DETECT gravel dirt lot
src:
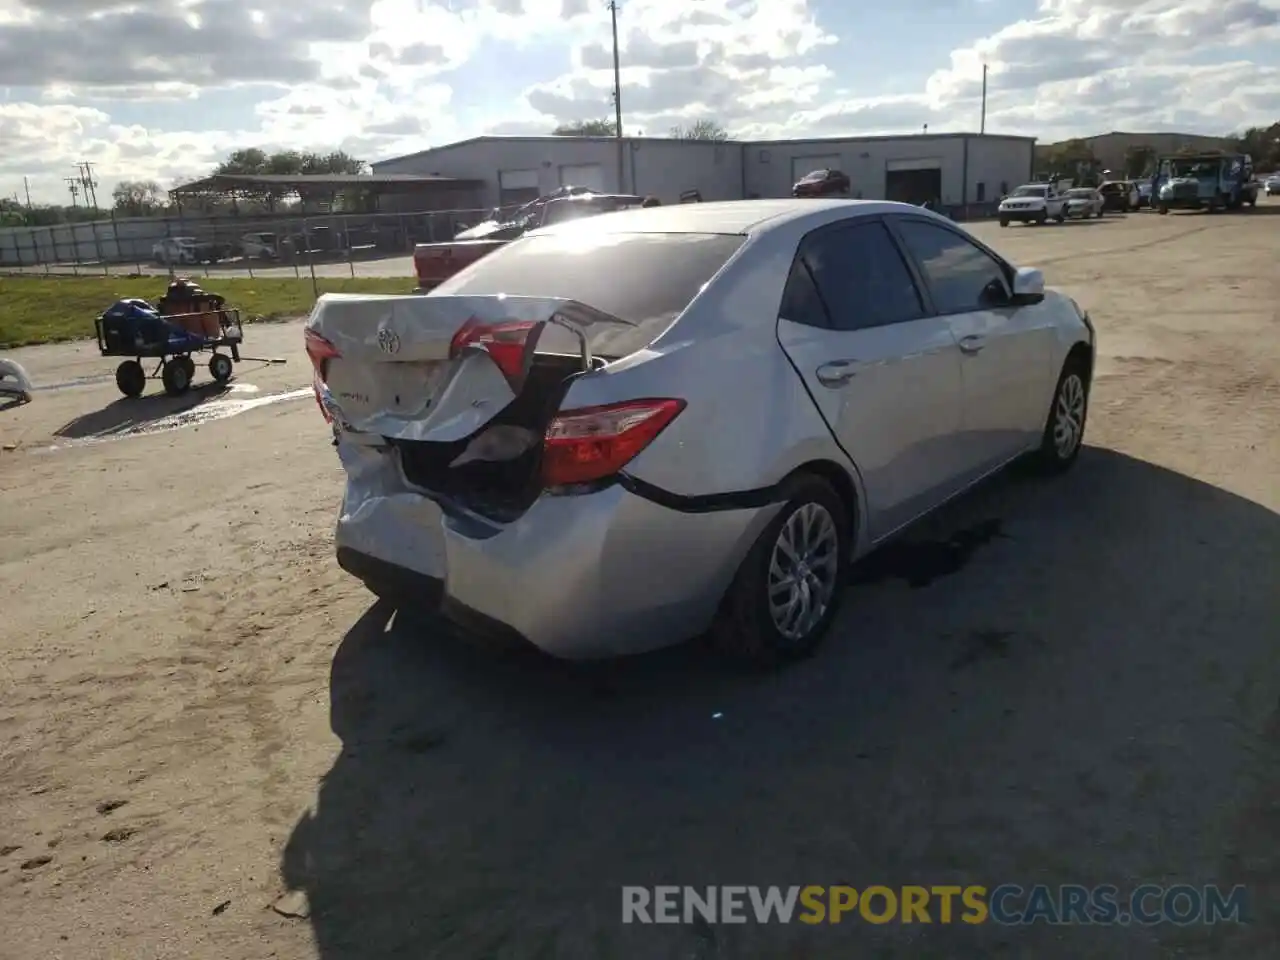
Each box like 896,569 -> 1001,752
2,205 -> 1278,960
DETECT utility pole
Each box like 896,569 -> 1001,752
608,0 -> 624,192
64,177 -> 80,208
77,161 -> 100,211
979,63 -> 988,135
23,176 -> 33,212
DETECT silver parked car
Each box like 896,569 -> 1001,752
306,199 -> 1095,665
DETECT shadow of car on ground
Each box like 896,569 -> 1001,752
281,447 -> 1280,960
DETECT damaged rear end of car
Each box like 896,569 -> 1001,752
307,225 -> 773,659
307,292 -> 667,523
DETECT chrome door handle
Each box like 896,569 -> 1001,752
958,335 -> 986,355
816,360 -> 859,387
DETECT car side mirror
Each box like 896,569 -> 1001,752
1011,266 -> 1045,305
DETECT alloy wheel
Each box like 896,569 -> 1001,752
767,502 -> 839,641
1053,373 -> 1086,459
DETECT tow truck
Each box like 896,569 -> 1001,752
1154,153 -> 1258,213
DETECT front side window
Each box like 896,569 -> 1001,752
893,219 -> 1010,314
796,220 -> 925,331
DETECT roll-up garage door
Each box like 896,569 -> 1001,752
558,163 -> 606,192
884,157 -> 943,205
499,168 -> 540,207
791,154 -> 841,185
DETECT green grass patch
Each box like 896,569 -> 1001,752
0,275 -> 410,348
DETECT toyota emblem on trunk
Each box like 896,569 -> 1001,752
377,329 -> 401,354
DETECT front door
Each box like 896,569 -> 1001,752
775,218 -> 966,541
888,216 -> 1054,477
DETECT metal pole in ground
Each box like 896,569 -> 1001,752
288,216 -> 300,279
92,218 -> 108,275
303,215 -> 318,299
344,213 -> 355,278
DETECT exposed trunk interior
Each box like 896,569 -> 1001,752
393,353 -> 596,521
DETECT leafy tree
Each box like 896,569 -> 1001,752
669,120 -> 729,141
111,179 -> 166,216
1229,122 -> 1280,168
552,119 -> 618,136
212,148 -> 366,177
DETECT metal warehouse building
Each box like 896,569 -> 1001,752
371,132 -> 1036,212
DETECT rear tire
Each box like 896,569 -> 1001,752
115,360 -> 145,398
1030,355 -> 1090,475
999,218 -> 1009,227
711,475 -> 850,668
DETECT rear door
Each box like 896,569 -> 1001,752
889,215 -> 1054,476
775,218 -> 966,541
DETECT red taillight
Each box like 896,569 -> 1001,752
541,399 -> 685,487
449,319 -> 539,384
304,329 -> 341,423
305,329 -> 341,378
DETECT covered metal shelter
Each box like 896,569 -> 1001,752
168,172 -> 485,212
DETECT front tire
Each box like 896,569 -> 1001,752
161,358 -> 192,396
712,475 -> 850,667
1030,356 -> 1090,474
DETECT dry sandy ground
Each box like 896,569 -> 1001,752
1,205 -> 1278,960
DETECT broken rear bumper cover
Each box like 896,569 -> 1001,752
332,444 -> 780,660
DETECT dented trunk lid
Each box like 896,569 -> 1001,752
306,293 -> 634,442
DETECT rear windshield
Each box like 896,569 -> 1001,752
432,231 -> 746,358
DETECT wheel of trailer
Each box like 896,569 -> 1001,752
115,360 -> 145,399
161,358 -> 191,396
209,353 -> 233,384
179,355 -> 196,383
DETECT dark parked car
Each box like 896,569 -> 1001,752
792,168 -> 851,197
1098,180 -> 1138,212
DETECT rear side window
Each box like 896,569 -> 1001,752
893,219 -> 1010,314
794,220 -> 925,331
434,231 -> 745,358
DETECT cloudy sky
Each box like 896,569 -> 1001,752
1,0 -> 1277,204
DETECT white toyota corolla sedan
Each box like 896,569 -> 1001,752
307,199 -> 1095,666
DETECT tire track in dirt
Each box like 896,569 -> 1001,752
1033,220 -> 1229,267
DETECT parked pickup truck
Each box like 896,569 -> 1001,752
413,190 -> 646,291
998,183 -> 1068,226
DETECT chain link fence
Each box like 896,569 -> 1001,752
0,207 -> 505,283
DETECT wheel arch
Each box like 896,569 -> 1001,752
1065,339 -> 1094,387
778,458 -> 862,552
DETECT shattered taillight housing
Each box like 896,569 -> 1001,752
304,329 -> 341,423
448,318 -> 540,387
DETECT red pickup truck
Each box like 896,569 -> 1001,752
413,190 -> 646,291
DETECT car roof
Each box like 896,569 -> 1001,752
530,198 -> 940,237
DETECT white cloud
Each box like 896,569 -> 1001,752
1,0 -> 1277,204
